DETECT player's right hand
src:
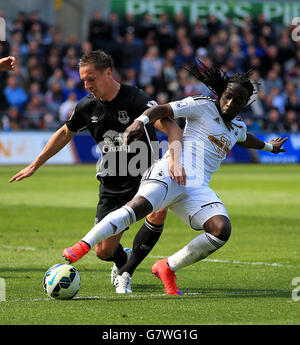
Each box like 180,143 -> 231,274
0,56 -> 15,71
9,165 -> 36,182
123,120 -> 145,146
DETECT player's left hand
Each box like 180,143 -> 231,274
269,137 -> 288,154
123,120 -> 145,145
169,160 -> 186,185
0,56 -> 15,72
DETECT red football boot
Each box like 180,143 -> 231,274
62,241 -> 90,263
152,258 -> 182,295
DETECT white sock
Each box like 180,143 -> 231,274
167,232 -> 226,271
81,205 -> 136,247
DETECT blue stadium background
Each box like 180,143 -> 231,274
0,0 -> 300,164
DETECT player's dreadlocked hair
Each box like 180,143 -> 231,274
185,59 -> 256,128
185,59 -> 255,100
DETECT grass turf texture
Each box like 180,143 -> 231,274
0,164 -> 299,325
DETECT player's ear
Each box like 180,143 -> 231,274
104,67 -> 112,77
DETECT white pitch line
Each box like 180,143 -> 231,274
1,245 -> 37,251
149,256 -> 300,269
6,289 -> 291,303
1,245 -> 299,269
203,258 -> 299,269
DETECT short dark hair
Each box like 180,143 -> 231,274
79,50 -> 113,72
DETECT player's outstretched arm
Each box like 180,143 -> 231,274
9,124 -> 76,182
237,133 -> 288,154
0,56 -> 15,71
124,104 -> 173,145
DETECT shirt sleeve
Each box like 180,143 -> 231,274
65,100 -> 87,133
169,97 -> 204,120
132,88 -> 158,117
237,125 -> 247,142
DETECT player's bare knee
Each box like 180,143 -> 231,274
204,215 -> 231,241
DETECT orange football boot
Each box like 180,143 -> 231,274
63,241 -> 90,263
152,258 -> 182,295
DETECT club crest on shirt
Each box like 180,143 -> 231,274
118,110 -> 130,124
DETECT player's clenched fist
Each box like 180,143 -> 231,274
123,120 -> 145,145
0,56 -> 15,71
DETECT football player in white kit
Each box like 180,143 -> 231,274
63,61 -> 287,295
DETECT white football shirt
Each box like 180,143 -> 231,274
169,96 -> 247,186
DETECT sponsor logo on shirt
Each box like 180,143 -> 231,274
101,130 -> 130,153
208,135 -> 231,158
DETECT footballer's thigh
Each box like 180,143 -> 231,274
134,180 -> 170,215
170,184 -> 231,240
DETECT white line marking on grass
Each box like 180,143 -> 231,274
204,258 -> 299,269
1,246 -> 299,269
149,256 -> 299,269
1,245 -> 37,251
73,290 -> 291,300
8,289 -> 291,303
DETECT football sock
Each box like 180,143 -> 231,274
167,232 -> 226,271
119,219 -> 164,276
113,244 -> 129,269
81,205 -> 136,248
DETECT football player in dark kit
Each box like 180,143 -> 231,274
10,50 -> 184,293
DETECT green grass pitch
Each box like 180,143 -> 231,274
0,164 -> 299,325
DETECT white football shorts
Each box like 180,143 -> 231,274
135,156 -> 229,230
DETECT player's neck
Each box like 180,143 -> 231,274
100,80 -> 120,102
215,100 -> 222,117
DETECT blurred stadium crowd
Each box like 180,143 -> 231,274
0,10 -> 300,132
